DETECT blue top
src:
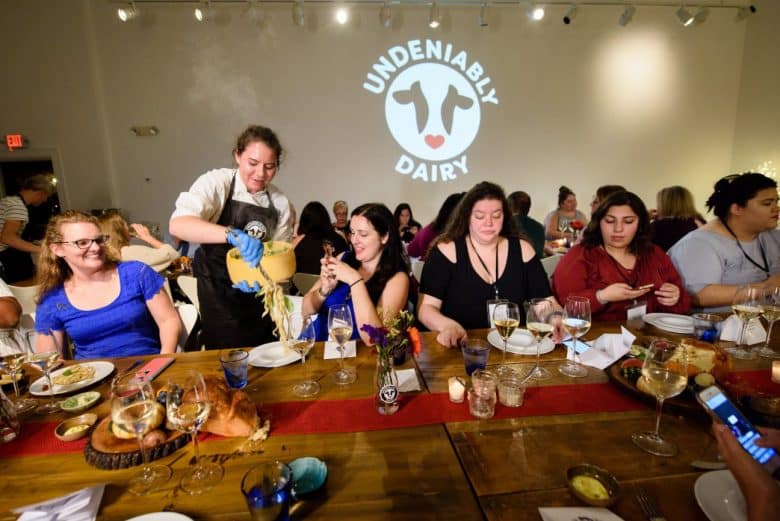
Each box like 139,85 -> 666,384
314,282 -> 359,342
36,261 -> 165,360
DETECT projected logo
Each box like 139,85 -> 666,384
364,40 -> 499,182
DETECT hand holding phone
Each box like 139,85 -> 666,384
636,283 -> 654,291
322,240 -> 336,280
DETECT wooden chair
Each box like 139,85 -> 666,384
177,275 -> 200,314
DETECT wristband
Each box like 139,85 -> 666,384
350,278 -> 363,288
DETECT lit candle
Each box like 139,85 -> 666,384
772,361 -> 780,384
448,376 -> 466,403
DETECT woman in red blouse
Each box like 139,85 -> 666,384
552,191 -> 690,321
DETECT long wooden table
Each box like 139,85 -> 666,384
0,321 -> 773,520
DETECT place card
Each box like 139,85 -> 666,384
14,484 -> 105,521
578,326 -> 635,370
323,340 -> 357,359
720,315 -> 767,344
396,368 -> 421,392
539,506 -> 626,521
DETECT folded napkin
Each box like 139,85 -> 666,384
578,326 -> 636,370
14,484 -> 105,521
396,368 -> 421,392
539,507 -> 625,521
720,315 -> 767,344
323,340 -> 357,359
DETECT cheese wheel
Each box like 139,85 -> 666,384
225,242 -> 295,288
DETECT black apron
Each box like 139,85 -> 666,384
0,196 -> 35,283
193,173 -> 280,349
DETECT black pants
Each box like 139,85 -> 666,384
0,248 -> 34,283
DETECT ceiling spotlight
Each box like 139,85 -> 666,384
194,1 -> 215,22
117,2 -> 139,22
526,4 -> 545,22
735,5 -> 757,22
676,6 -> 695,27
479,2 -> 488,27
379,1 -> 392,28
292,0 -> 305,26
692,7 -> 710,25
429,1 -> 442,29
245,0 -> 264,25
562,4 -> 577,25
335,6 -> 349,24
618,5 -> 635,26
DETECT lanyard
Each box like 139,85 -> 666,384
722,221 -> 769,274
468,235 -> 500,298
603,247 -> 639,287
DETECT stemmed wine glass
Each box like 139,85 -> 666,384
523,299 -> 553,380
0,330 -> 37,414
28,349 -> 61,414
631,339 -> 688,456
492,302 -> 520,377
328,304 -> 356,385
111,372 -> 172,495
287,312 -> 319,397
558,296 -> 590,378
730,284 -> 764,360
166,369 -> 223,495
757,286 -> 780,359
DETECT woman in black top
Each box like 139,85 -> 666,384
394,203 -> 422,243
294,201 -> 348,274
418,181 -> 557,348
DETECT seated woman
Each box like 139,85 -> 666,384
407,192 -> 465,260
552,191 -> 690,321
294,201 -> 348,274
394,203 -> 422,243
418,181 -> 555,348
99,212 -> 179,272
670,173 -> 780,312
35,211 -> 180,359
545,185 -> 588,241
302,203 -> 409,343
650,185 -> 705,251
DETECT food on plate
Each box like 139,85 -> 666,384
693,372 -> 716,390
620,359 -> 643,384
194,375 -> 259,437
678,338 -> 730,378
109,401 -> 166,439
64,424 -> 90,437
570,475 -> 609,501
53,364 -> 96,386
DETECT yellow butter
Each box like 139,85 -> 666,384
571,475 -> 609,500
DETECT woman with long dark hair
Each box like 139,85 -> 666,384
394,203 -> 422,243
407,192 -> 465,259
293,201 -> 347,274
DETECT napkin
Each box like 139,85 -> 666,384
396,368 -> 421,392
539,507 -> 625,521
578,326 -> 636,370
14,484 -> 105,521
720,315 -> 767,344
323,340 -> 357,359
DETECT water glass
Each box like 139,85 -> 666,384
468,369 -> 497,419
692,313 -> 723,343
242,461 -> 293,521
497,375 -> 525,407
219,350 -> 249,389
460,339 -> 490,376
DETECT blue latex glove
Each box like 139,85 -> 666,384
232,280 -> 262,294
226,228 -> 264,268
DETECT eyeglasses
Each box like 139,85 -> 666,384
56,235 -> 109,250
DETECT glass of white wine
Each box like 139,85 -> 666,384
28,350 -> 61,415
757,286 -> 780,359
492,302 -> 520,378
631,339 -> 688,456
111,372 -> 171,495
524,299 -> 554,381
287,312 -> 319,397
328,304 -> 356,385
558,296 -> 590,378
730,284 -> 764,360
0,331 -> 37,414
165,369 -> 223,495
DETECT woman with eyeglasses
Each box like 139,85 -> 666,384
669,173 -> 780,312
33,211 -> 179,359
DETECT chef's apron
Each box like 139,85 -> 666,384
193,173 -> 280,349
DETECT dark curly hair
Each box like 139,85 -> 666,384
705,172 -> 777,221
581,191 -> 652,255
558,185 -> 575,207
436,181 -> 517,245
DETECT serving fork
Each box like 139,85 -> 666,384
635,485 -> 667,521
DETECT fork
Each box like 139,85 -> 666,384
635,485 -> 667,521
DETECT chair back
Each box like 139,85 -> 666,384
8,284 -> 39,315
175,303 -> 199,352
292,272 -> 319,295
541,254 -> 563,280
177,275 -> 200,313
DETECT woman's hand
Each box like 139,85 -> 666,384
130,223 -> 153,241
756,427 -> 780,450
655,282 -> 681,307
596,283 -> 652,303
436,322 -> 467,349
324,255 -> 361,285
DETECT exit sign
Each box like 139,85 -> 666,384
5,134 -> 26,151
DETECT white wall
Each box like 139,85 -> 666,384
0,0 -> 764,231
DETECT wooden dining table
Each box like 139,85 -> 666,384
0,320 -> 774,520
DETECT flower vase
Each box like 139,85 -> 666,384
374,355 -> 400,415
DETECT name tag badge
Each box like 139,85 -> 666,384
486,299 -> 509,328
627,300 -> 647,321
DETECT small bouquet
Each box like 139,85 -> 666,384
360,309 -> 422,364
569,220 -> 584,231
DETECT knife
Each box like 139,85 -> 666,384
117,359 -> 145,378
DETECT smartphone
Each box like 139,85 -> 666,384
322,240 -> 335,259
136,357 -> 175,383
697,385 -> 780,473
636,283 -> 654,291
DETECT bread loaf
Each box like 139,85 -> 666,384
194,375 -> 259,437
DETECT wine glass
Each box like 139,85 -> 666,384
165,369 -> 223,494
730,284 -> 764,360
287,312 -> 319,397
492,302 -> 520,377
757,287 -> 780,359
558,296 -> 590,378
631,339 -> 688,456
111,372 -> 172,495
0,330 -> 37,414
328,304 -> 356,385
28,350 -> 61,414
523,299 -> 553,380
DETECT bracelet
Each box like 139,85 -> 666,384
225,225 -> 235,243
595,290 -> 607,305
318,286 -> 333,298
350,278 -> 364,288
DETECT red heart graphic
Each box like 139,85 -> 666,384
424,135 -> 445,149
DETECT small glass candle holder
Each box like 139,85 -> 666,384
448,376 -> 466,403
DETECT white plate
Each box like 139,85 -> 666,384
248,341 -> 301,368
644,313 -> 694,334
694,470 -> 746,521
126,513 -> 194,521
29,361 -> 115,396
486,329 -> 555,356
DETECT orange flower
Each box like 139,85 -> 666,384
408,327 -> 422,357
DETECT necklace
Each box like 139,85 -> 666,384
721,220 -> 769,273
468,235 -> 500,298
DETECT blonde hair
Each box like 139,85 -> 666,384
98,212 -> 131,259
656,186 -> 698,219
37,211 -> 119,301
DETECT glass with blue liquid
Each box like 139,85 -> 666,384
460,339 -> 490,376
692,313 -> 723,343
220,350 -> 249,389
242,461 -> 293,521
